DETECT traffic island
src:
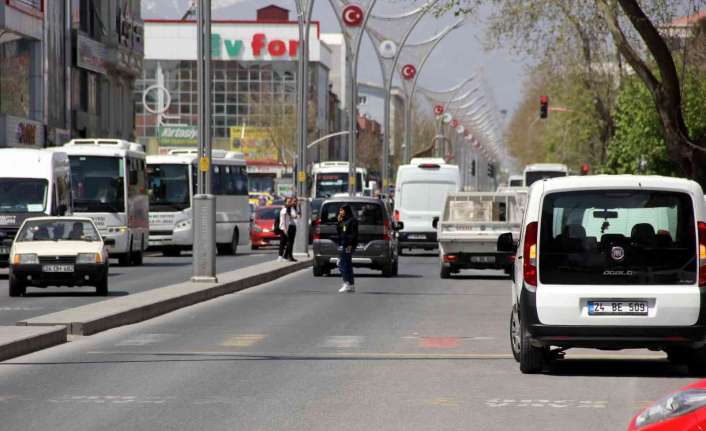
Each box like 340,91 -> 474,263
0,326 -> 67,362
17,258 -> 311,336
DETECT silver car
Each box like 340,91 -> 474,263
312,197 -> 402,277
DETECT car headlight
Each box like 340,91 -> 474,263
252,225 -> 263,233
77,253 -> 101,264
635,389 -> 706,429
175,219 -> 192,230
14,254 -> 38,265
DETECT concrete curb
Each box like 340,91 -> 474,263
18,258 -> 311,336
0,326 -> 67,362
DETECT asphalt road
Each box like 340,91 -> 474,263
0,254 -> 698,430
0,248 -> 277,325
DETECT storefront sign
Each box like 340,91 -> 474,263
0,114 -> 44,147
76,33 -> 110,75
158,125 -> 198,146
145,22 -> 320,62
229,127 -> 279,162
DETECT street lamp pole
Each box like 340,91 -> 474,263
192,0 -> 217,282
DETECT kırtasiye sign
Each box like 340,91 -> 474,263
145,21 -> 321,62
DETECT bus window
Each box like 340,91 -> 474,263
235,166 -> 248,195
212,166 -> 223,195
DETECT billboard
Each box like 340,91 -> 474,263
229,127 -> 279,163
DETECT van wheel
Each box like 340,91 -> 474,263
220,230 -> 239,256
510,305 -> 521,362
8,273 -> 25,297
440,266 -> 451,279
687,347 -> 706,376
119,238 -> 133,266
131,249 -> 143,265
519,315 -> 545,374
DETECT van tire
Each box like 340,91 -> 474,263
519,315 -> 544,374
131,249 -> 143,266
510,305 -> 521,362
219,230 -> 239,256
8,274 -> 25,297
119,238 -> 133,266
440,266 -> 451,279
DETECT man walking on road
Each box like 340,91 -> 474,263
337,204 -> 358,293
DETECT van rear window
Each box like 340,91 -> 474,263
539,190 -> 696,285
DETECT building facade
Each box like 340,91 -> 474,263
0,0 -> 143,148
135,6 -> 337,194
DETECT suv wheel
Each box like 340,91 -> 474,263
519,314 -> 545,374
510,305 -> 521,362
440,265 -> 451,279
8,273 -> 25,297
688,346 -> 706,376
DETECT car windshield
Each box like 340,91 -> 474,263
539,190 -> 696,285
70,156 -> 125,213
147,164 -> 190,211
525,170 -> 567,187
256,207 -> 281,220
0,178 -> 48,213
17,219 -> 100,242
320,202 -> 384,225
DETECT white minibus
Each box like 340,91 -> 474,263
312,161 -> 367,198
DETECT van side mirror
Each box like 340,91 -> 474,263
432,216 -> 439,229
103,238 -> 116,247
497,232 -> 516,253
394,221 -> 404,231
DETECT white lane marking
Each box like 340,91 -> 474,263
48,395 -> 176,404
485,399 -> 608,409
115,333 -> 174,347
320,336 -> 364,349
0,307 -> 44,311
220,334 -> 266,347
400,335 -> 494,341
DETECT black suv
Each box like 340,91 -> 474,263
312,197 -> 402,277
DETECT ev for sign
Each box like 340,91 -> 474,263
212,33 -> 299,59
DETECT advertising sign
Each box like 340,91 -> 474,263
76,33 -> 110,75
158,125 -> 198,146
229,127 -> 279,163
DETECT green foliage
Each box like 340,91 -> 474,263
605,70 -> 706,175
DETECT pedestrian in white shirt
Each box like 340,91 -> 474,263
277,198 -> 291,262
284,197 -> 298,261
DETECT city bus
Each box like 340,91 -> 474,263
0,149 -> 72,267
146,149 -> 250,256
523,163 -> 569,187
59,139 -> 149,266
311,161 -> 367,198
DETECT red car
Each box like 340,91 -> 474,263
628,379 -> 706,430
250,205 -> 283,249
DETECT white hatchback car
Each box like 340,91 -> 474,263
497,175 -> 706,374
9,217 -> 114,297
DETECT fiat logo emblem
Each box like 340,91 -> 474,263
611,246 -> 625,261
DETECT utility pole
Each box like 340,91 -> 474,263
192,0 -> 217,283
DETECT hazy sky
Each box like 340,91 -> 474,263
142,0 -> 528,123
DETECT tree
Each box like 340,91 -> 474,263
595,0 -> 706,183
244,94 -> 297,165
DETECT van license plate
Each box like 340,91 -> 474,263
471,256 -> 495,263
408,234 -> 426,240
42,265 -> 74,273
588,301 -> 648,316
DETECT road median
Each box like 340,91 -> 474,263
17,258 -> 311,336
0,326 -> 67,362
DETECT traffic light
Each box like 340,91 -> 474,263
540,95 -> 549,119
487,163 -> 495,178
470,160 -> 476,176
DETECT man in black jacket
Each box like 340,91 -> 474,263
336,203 -> 358,293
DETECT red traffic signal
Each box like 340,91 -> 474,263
540,95 -> 549,119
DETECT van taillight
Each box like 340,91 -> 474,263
523,221 -> 538,287
383,219 -> 391,241
698,222 -> 706,285
394,210 -> 400,222
313,218 -> 321,241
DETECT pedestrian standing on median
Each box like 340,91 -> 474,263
337,203 -> 358,293
284,197 -> 298,262
277,198 -> 291,262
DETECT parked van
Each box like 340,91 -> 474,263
394,158 -> 460,253
499,175 -> 706,374
0,149 -> 72,267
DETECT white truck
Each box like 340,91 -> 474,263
434,191 -> 527,279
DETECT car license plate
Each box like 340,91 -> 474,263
588,301 -> 648,316
471,255 -> 495,263
42,264 -> 74,273
0,247 -> 9,254
408,234 -> 426,240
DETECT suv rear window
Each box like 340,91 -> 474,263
320,202 -> 384,225
539,190 -> 696,285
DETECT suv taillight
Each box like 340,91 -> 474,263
523,221 -> 538,287
383,219 -> 391,241
312,218 -> 321,241
394,210 -> 400,222
698,221 -> 706,286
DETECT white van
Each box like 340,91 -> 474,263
0,149 -> 72,267
500,175 -> 706,374
394,158 -> 460,253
